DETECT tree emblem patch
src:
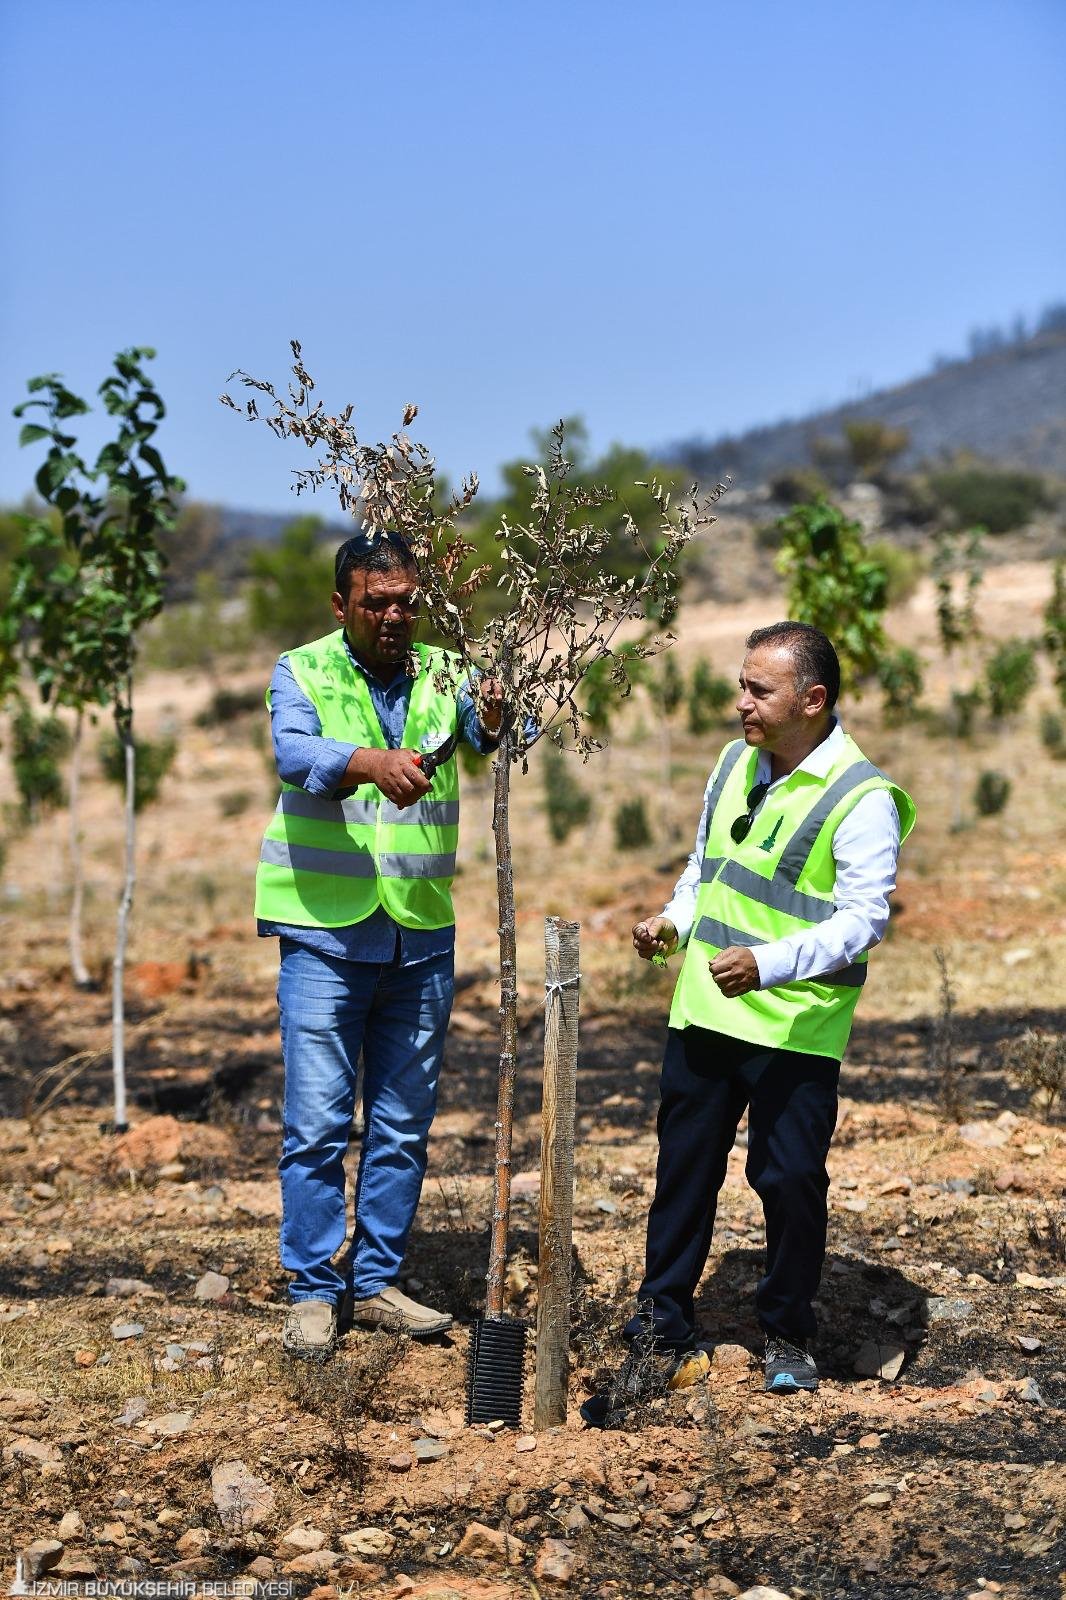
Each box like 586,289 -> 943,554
757,816 -> 783,853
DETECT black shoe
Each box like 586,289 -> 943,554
764,1335 -> 819,1392
580,1343 -> 683,1428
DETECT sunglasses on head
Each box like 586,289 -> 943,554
730,781 -> 770,843
334,528 -> 414,587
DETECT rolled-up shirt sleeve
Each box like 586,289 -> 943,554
751,789 -> 902,988
269,657 -> 359,798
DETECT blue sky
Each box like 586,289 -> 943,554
1,0 -> 1063,513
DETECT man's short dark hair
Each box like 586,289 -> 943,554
745,621 -> 841,710
334,528 -> 417,597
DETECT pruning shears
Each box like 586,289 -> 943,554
411,729 -> 461,782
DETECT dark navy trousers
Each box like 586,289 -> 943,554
624,1025 -> 839,1353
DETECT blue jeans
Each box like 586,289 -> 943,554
277,939 -> 454,1304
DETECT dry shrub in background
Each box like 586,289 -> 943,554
1000,1028 -> 1065,1118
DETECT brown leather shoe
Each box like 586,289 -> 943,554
282,1298 -> 337,1361
349,1286 -> 453,1338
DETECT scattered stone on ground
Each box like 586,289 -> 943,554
535,1537 -> 577,1585
455,1522 -> 527,1562
853,1340 -> 907,1380
20,1541 -> 64,1580
413,1437 -> 449,1463
211,1460 -> 276,1532
280,1524 -> 327,1553
339,1528 -> 395,1557
193,1269 -> 230,1301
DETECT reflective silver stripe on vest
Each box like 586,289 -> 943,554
700,855 -> 724,884
380,799 -> 460,827
705,741 -> 749,822
697,745 -> 750,882
692,915 -> 867,987
277,791 -> 460,828
693,916 -> 760,949
715,858 -> 834,923
278,791 -> 377,826
776,760 -> 884,883
259,837 -> 376,877
378,852 -> 456,879
260,838 -> 456,880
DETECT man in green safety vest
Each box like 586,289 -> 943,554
257,529 -> 505,1360
594,620 -> 914,1413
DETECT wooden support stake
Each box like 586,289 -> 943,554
535,915 -> 580,1429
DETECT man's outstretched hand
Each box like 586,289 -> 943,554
632,917 -> 679,961
710,945 -> 760,997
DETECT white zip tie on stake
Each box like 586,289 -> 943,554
544,974 -> 582,999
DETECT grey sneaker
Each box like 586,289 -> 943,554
349,1286 -> 453,1338
764,1335 -> 819,1392
283,1298 -> 337,1361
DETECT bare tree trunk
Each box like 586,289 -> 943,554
68,708 -> 91,989
111,708 -> 135,1132
485,726 -> 517,1319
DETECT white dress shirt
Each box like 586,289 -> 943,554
661,721 -> 901,989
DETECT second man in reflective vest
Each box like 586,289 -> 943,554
596,620 -> 914,1414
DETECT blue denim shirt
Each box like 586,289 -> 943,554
258,634 -> 499,965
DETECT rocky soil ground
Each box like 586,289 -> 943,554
0,990 -> 1062,1600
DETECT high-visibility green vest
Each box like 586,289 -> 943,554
255,631 -> 463,931
669,732 -> 915,1060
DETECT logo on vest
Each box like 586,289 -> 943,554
420,732 -> 448,751
756,816 -> 783,853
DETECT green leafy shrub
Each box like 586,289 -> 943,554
248,516 -> 336,648
688,658 -> 735,734
929,466 -> 1051,534
614,797 -> 652,851
1039,708 -> 1065,759
868,541 -> 924,607
648,654 -> 685,719
985,638 -> 1037,720
11,705 -> 69,821
884,475 -> 940,528
144,572 -> 243,672
974,770 -> 1010,816
99,731 -> 177,811
769,466 -> 829,505
877,647 -> 924,725
774,499 -> 888,694
843,419 -> 909,478
808,434 -> 851,485
541,741 -> 591,843
950,687 -> 983,740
